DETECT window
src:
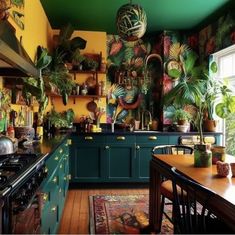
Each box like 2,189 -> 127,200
213,45 -> 235,155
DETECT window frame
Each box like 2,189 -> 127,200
212,44 -> 235,146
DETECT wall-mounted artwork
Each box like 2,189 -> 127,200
7,0 -> 24,30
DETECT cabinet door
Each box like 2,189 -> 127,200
105,135 -> 136,182
41,172 -> 60,234
70,143 -> 105,182
105,144 -> 135,181
135,145 -> 152,181
136,135 -> 169,182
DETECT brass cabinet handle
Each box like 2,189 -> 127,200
51,206 -> 57,212
52,176 -> 57,183
64,176 -> 67,181
54,156 -> 59,161
59,149 -> 63,154
67,139 -> 72,145
42,193 -> 48,201
44,167 -> 48,173
67,174 -> 71,180
85,136 -> 93,140
105,146 -> 110,149
60,164 -> 63,169
116,136 -> 125,141
136,145 -> 140,149
148,136 -> 157,140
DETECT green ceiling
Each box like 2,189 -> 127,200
40,0 -> 232,34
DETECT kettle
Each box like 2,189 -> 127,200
0,136 -> 16,155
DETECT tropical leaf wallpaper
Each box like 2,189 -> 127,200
199,10 -> 235,63
105,9 -> 235,129
106,34 -> 163,127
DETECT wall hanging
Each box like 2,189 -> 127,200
116,1 -> 147,41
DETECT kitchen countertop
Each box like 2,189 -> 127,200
70,130 -> 223,135
17,133 -> 69,157
16,130 -> 223,156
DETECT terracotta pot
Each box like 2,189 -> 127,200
194,144 -> 212,167
178,120 -> 189,125
203,119 -> 217,132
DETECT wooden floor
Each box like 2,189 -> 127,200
58,185 -> 149,234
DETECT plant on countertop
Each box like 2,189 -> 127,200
172,108 -> 192,124
197,61 -> 235,131
46,108 -> 75,129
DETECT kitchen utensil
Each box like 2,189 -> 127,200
87,100 -> 97,112
0,135 -> 16,155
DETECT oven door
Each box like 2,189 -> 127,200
2,163 -> 46,234
11,190 -> 42,234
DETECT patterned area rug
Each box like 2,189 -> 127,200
89,194 -> 173,234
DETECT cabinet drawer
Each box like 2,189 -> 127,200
73,135 -> 105,144
106,135 -> 135,144
45,152 -> 63,178
136,135 -> 168,144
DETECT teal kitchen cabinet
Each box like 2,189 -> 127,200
41,138 -> 70,234
70,135 -> 106,182
105,135 -> 136,182
136,135 -> 169,181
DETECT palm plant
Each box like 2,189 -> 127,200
163,46 -> 206,144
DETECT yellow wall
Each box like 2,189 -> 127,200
6,1 -> 107,124
8,0 -> 53,119
8,0 -> 53,61
51,30 -> 107,123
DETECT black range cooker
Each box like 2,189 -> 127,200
0,152 -> 48,234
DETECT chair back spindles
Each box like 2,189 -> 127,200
171,167 -> 234,234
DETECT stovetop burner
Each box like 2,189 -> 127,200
0,153 -> 38,191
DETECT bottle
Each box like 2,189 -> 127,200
96,82 -> 102,96
7,122 -> 15,139
101,81 -> 105,96
43,112 -> 51,137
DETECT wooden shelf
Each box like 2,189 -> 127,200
50,94 -> 105,98
49,94 -> 106,104
69,70 -> 106,74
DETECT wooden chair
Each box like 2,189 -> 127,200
171,167 -> 234,234
151,145 -> 193,228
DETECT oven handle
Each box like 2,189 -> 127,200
10,153 -> 48,189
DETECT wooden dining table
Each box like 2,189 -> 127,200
149,154 -> 235,233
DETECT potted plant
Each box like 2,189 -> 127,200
172,109 -> 192,125
54,23 -> 87,69
46,108 -> 75,133
163,47 -> 214,166
82,57 -> 99,71
201,61 -> 235,131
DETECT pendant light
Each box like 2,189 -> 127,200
116,0 -> 147,41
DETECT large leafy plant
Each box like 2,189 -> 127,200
22,47 -> 52,123
55,23 -> 87,65
164,47 -> 204,108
